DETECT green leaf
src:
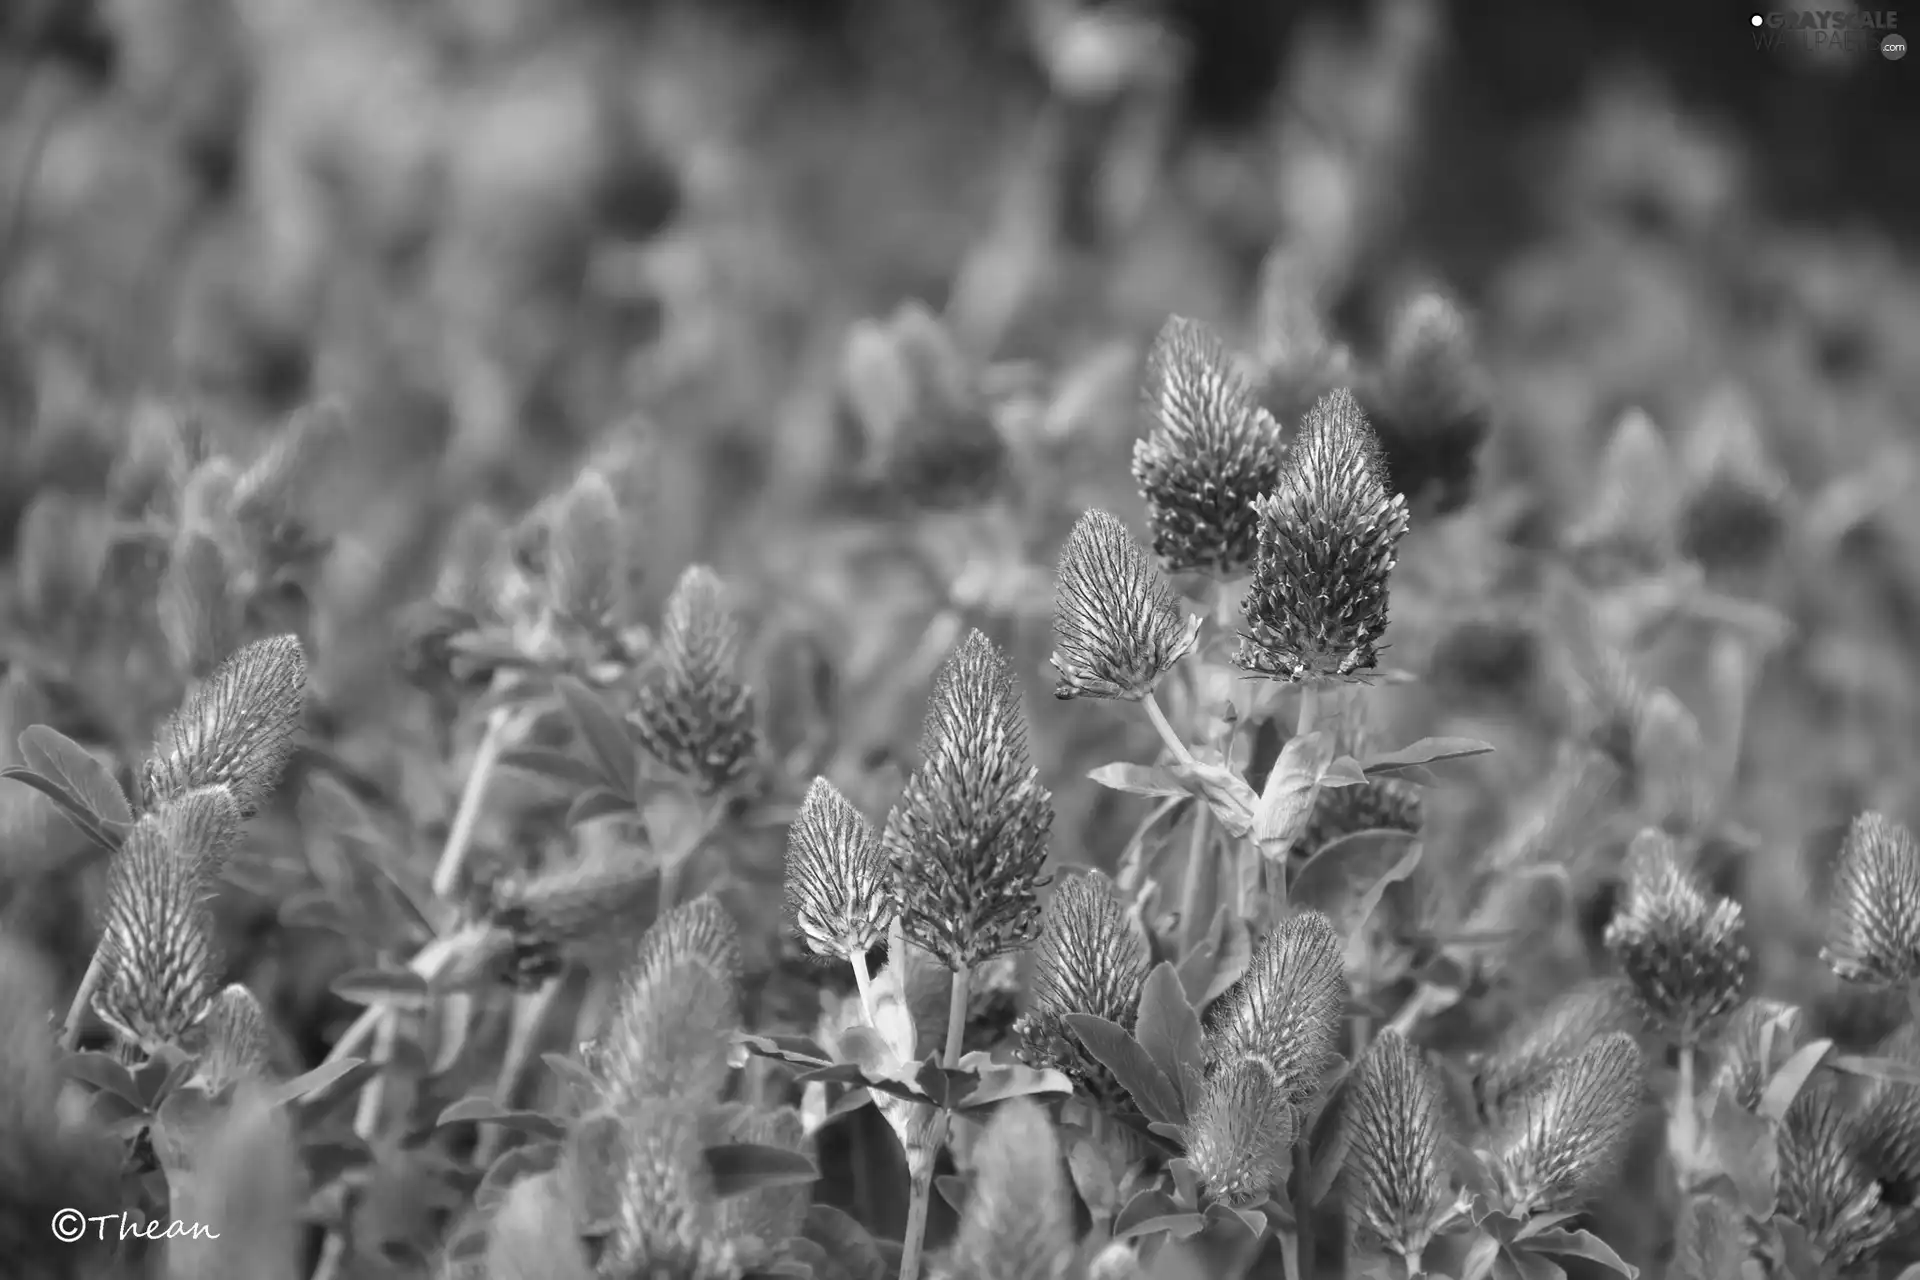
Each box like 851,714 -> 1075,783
499,748 -> 609,791
1760,1039 -> 1832,1122
1288,830 -> 1423,943
1519,1228 -> 1638,1277
1206,1202 -> 1270,1239
1132,963 -> 1207,1115
1176,905 -> 1226,1006
1111,1189 -> 1205,1241
566,787 -> 634,828
733,1033 -> 834,1068
1067,1139 -> 1120,1220
266,1058 -> 375,1108
1087,763 -> 1191,798
1359,737 -> 1495,777
1504,1252 -> 1567,1280
476,1141 -> 562,1208
18,725 -> 133,825
1828,1053 -> 1920,1088
934,1174 -> 968,1214
1168,759 -> 1258,838
949,1053 -> 1073,1109
0,768 -> 122,852
1460,1234 -> 1504,1280
704,1142 -> 821,1197
554,676 -> 635,800
1201,916 -> 1254,1009
1705,1087 -> 1778,1218
63,1051 -> 144,1108
1062,1013 -> 1185,1126
1251,730 -> 1335,852
329,968 -> 432,1009
434,1097 -> 565,1140
1321,756 -> 1371,788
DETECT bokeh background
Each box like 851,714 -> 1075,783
3,0 -> 1919,1274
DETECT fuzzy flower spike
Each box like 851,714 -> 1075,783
1050,509 -> 1201,701
1603,829 -> 1749,1044
1132,317 -> 1288,577
632,565 -> 759,793
884,629 -> 1054,971
1236,388 -> 1411,683
785,776 -> 894,963
1822,811 -> 1920,988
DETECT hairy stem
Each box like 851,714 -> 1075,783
431,705 -> 515,901
898,964 -> 975,1280
1143,689 -> 1197,768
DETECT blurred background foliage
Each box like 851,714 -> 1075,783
1,0 -> 1918,1273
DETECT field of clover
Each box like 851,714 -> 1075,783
5,2 -> 1920,1280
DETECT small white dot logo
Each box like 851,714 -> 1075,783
1751,13 -> 1764,26
1886,33 -> 1908,59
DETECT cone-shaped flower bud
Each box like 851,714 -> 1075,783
1235,388 -> 1411,683
198,983 -> 272,1094
1564,408 -> 1678,582
96,813 -> 220,1051
1299,777 -> 1423,858
1050,510 -> 1200,701
1471,978 -> 1642,1129
159,530 -> 239,680
1131,317 -> 1286,576
1847,1022 -> 1920,1205
1014,871 -> 1150,1100
1490,1031 -> 1643,1216
1823,811 -> 1920,987
591,897 -> 742,1106
143,634 -> 307,819
1777,1085 -> 1900,1270
605,1098 -> 741,1280
489,856 -> 658,987
1345,1031 -> 1449,1263
1363,291 -> 1491,516
940,1099 -> 1077,1280
1709,998 -> 1806,1114
1677,392 -> 1792,576
545,467 -> 627,630
159,785 -> 243,879
1207,911 -> 1347,1107
632,566 -> 758,793
885,630 -> 1054,970
1603,829 -> 1749,1043
1185,1057 -> 1297,1208
785,777 -> 893,961
230,400 -> 345,566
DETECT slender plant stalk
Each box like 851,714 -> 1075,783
322,928 -> 473,1065
851,947 -> 877,1024
1670,1038 -> 1700,1189
60,946 -> 109,1051
314,1006 -> 402,1280
1291,1142 -> 1317,1280
431,704 -> 516,901
1143,689 -> 1198,768
474,976 -> 564,1166
897,963 -> 975,1280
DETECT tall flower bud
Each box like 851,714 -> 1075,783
1207,911 -> 1347,1107
142,634 -> 308,819
1822,811 -> 1920,987
1345,1031 -> 1449,1264
1131,317 -> 1286,576
1603,829 -> 1748,1043
784,777 -> 893,962
632,566 -> 758,793
1471,978 -> 1642,1129
939,1099 -> 1077,1280
1489,1032 -> 1643,1215
1050,510 -> 1200,701
1776,1086 -> 1900,1271
1363,290 -> 1491,516
1235,389 -> 1411,683
1014,871 -> 1150,1099
1184,1058 -> 1296,1208
884,630 -> 1054,970
96,812 -> 221,1051
544,467 -> 627,630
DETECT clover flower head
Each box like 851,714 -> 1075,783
785,776 -> 893,961
1185,1057 -> 1297,1208
939,1099 -> 1077,1280
884,630 -> 1054,969
1471,978 -> 1642,1128
1823,811 -> 1920,988
142,634 -> 308,819
1777,1085 -> 1901,1271
1345,1031 -> 1449,1263
1131,316 -> 1287,576
1603,828 -> 1749,1042
1490,1031 -> 1643,1215
1050,509 -> 1200,702
632,565 -> 759,793
1235,388 -> 1411,683
545,466 -> 628,629
1207,911 -> 1347,1107
96,813 -> 221,1051
1014,870 -> 1150,1100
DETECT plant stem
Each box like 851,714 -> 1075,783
1670,1039 -> 1700,1190
1292,1143 -> 1317,1280
475,977 -> 562,1166
322,931 -> 466,1065
1143,690 -> 1197,768
61,946 -> 108,1051
851,947 -> 877,1025
898,963 -> 975,1280
1296,681 -> 1322,739
315,1005 -> 401,1280
1178,804 -> 1213,955
431,705 -> 514,902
